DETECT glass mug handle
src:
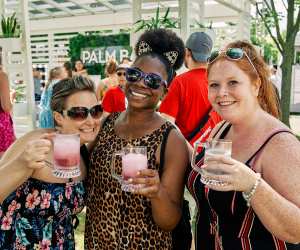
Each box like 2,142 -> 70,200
111,151 -> 124,182
191,141 -> 207,172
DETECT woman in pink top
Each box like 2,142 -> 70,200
0,65 -> 15,158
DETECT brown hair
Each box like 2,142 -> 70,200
104,57 -> 117,76
45,67 -> 64,89
51,75 -> 95,113
63,61 -> 72,78
207,40 -> 280,118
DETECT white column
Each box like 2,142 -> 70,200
0,1 -> 4,16
179,0 -> 190,42
48,32 -> 55,69
130,0 -> 142,60
20,0 -> 36,128
198,0 -> 205,25
236,11 -> 251,40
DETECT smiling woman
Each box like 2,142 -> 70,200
0,76 -> 101,250
85,29 -> 189,250
187,40 -> 300,250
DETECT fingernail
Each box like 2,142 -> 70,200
137,171 -> 140,176
128,178 -> 133,183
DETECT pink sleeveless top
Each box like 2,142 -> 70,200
0,106 -> 15,152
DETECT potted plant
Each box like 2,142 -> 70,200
134,7 -> 179,32
0,12 -> 22,51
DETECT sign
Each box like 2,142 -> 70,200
81,46 -> 131,65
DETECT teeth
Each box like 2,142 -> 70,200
81,129 -> 94,133
219,101 -> 234,106
132,91 -> 147,98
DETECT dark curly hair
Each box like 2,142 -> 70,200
134,29 -> 184,83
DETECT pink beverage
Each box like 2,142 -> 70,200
53,134 -> 81,178
121,153 -> 147,180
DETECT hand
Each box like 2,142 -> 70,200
20,133 -> 53,169
202,155 -> 258,192
129,169 -> 161,199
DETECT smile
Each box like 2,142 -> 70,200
130,89 -> 148,98
79,128 -> 95,133
218,101 -> 235,106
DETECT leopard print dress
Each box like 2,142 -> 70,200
85,113 -> 174,250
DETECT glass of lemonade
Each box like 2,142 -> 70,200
191,139 -> 232,185
53,133 -> 81,179
111,146 -> 148,192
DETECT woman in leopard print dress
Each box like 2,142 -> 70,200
85,29 -> 189,250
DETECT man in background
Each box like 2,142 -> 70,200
33,68 -> 42,102
159,32 -> 221,145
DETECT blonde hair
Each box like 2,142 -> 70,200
45,67 -> 64,89
104,57 -> 117,76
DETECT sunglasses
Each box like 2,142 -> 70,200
117,72 -> 126,77
126,67 -> 167,90
62,104 -> 103,121
208,48 -> 258,75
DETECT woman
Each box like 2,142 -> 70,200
85,29 -> 188,250
96,57 -> 118,101
39,66 -> 68,128
101,63 -> 130,120
188,41 -> 300,249
63,61 -> 73,78
0,65 -> 15,158
73,59 -> 88,76
0,76 -> 102,249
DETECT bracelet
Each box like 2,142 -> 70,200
242,173 -> 261,207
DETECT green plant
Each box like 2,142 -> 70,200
1,12 -> 20,38
194,20 -> 213,29
134,7 -> 178,32
14,84 -> 26,103
68,33 -> 131,76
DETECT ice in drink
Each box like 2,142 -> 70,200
122,153 -> 147,180
53,134 -> 81,178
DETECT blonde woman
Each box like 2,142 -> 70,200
39,67 -> 68,128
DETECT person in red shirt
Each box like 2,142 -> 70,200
159,32 -> 221,145
101,63 -> 130,119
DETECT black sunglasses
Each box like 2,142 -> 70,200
117,72 -> 126,77
208,48 -> 258,75
125,67 -> 167,90
62,104 -> 103,121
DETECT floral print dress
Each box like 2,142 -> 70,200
0,178 -> 85,250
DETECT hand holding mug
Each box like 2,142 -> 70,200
129,169 -> 160,199
20,134 -> 52,169
203,155 -> 258,193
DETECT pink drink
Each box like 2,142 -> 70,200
121,153 -> 147,180
53,134 -> 80,178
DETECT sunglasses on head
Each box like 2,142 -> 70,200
208,48 -> 258,75
62,104 -> 103,121
125,67 -> 167,90
117,71 -> 126,77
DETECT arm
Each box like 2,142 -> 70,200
250,133 -> 300,243
0,131 -> 52,203
133,129 -> 189,230
203,132 -> 300,243
0,71 -> 13,112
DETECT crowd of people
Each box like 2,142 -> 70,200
0,27 -> 300,250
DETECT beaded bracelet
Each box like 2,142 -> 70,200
242,173 -> 262,207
